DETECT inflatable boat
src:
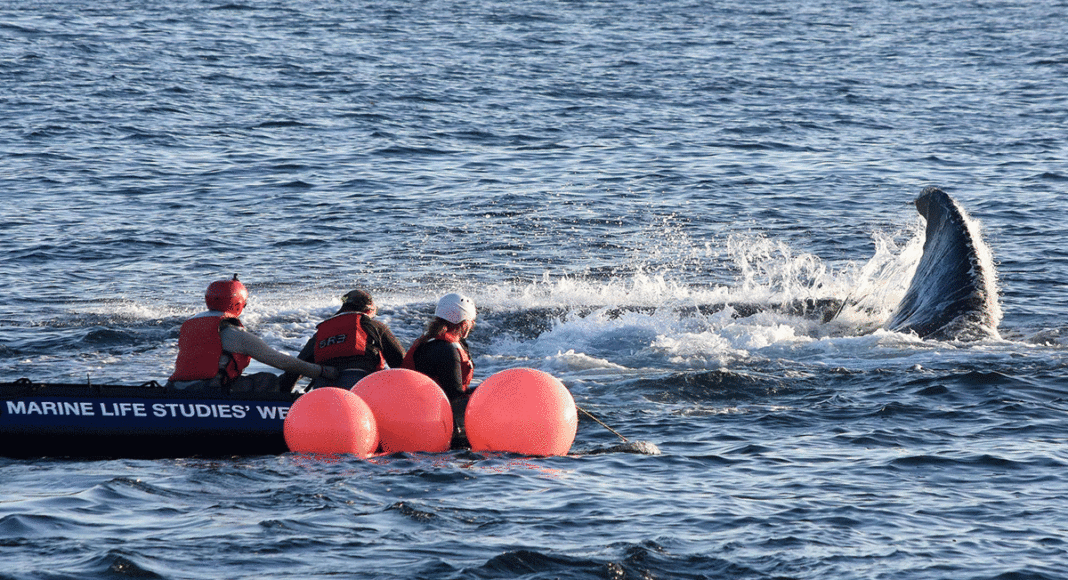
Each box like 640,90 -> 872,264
0,379 -> 297,459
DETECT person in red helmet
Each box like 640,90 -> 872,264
168,275 -> 338,393
402,292 -> 477,447
278,289 -> 407,391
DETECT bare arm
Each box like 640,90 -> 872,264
221,325 -> 325,378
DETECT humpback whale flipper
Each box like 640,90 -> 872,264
886,187 -> 1000,340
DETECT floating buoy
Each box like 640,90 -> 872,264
465,368 -> 577,456
283,387 -> 378,458
352,368 -> 453,453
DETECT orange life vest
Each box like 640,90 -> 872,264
170,314 -> 251,382
312,312 -> 384,370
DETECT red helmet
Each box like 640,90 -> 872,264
205,274 -> 248,316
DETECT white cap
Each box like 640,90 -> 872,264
435,293 -> 476,324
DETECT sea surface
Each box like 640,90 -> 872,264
2,0 -> 1068,578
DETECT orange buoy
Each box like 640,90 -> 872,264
351,368 -> 453,453
465,368 -> 577,456
283,387 -> 378,458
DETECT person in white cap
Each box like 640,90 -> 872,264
402,293 -> 477,446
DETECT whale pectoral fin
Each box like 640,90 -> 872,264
886,187 -> 999,340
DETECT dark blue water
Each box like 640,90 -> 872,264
3,0 -> 1068,578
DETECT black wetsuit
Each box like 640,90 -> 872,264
407,338 -> 471,404
407,337 -> 473,448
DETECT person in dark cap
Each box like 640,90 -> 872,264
278,289 -> 406,391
